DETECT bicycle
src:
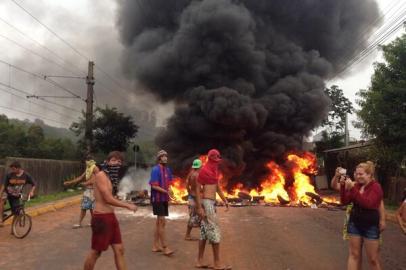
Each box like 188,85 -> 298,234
2,194 -> 32,239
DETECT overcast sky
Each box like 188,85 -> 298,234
0,0 -> 405,138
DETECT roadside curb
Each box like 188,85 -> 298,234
4,194 -> 81,225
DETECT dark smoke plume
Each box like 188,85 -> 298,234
117,0 -> 380,185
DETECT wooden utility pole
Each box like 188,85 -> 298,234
85,61 -> 95,154
344,113 -> 349,146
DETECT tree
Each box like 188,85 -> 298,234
355,32 -> 406,174
70,106 -> 138,154
0,115 -> 78,160
315,85 -> 353,156
321,85 -> 354,131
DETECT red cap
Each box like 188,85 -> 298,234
208,149 -> 221,162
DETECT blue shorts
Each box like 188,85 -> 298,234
347,221 -> 380,240
81,196 -> 94,210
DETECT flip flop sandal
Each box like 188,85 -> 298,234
213,265 -> 232,270
163,250 -> 175,256
195,264 -> 209,269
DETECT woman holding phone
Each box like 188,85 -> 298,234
340,161 -> 383,270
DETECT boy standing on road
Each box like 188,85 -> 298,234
195,149 -> 231,270
149,149 -> 175,256
185,158 -> 202,240
83,152 -> 137,270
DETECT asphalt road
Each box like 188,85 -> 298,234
0,204 -> 405,270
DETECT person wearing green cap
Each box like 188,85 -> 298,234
184,158 -> 203,241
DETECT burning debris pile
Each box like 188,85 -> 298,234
117,0 -> 380,192
169,151 -> 340,207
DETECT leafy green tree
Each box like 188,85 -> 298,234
321,85 -> 354,131
0,115 -> 27,157
355,32 -> 406,174
71,106 -> 138,154
315,85 -> 353,156
314,130 -> 344,155
0,114 -> 79,160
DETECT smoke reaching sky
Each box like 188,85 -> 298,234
117,0 -> 380,184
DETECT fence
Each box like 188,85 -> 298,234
387,176 -> 406,204
3,157 -> 84,196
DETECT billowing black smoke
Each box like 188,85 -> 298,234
117,0 -> 380,185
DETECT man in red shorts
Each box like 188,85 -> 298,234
84,152 -> 137,270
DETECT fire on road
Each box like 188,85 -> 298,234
0,204 -> 405,270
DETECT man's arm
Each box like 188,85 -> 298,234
216,184 -> 229,209
1,174 -> 10,195
185,172 -> 191,194
396,203 -> 406,234
195,180 -> 205,218
96,172 -> 136,211
64,172 -> 86,186
0,175 -> 4,195
151,185 -> 169,194
26,173 -> 36,197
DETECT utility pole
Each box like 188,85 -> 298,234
85,61 -> 95,154
344,113 -> 349,146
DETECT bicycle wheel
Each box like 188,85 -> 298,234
12,213 -> 32,239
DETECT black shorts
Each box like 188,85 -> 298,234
8,196 -> 21,214
152,201 -> 169,216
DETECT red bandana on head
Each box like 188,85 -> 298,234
198,149 -> 221,185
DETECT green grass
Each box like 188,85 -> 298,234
384,199 -> 401,212
3,189 -> 82,209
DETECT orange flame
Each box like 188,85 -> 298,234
169,177 -> 188,203
167,152 -> 339,206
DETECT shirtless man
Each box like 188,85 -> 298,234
84,152 -> 137,270
185,159 -> 202,240
195,149 -> 231,270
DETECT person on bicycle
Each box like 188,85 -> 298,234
0,161 -> 36,227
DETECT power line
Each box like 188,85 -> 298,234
332,10 -> 406,79
0,104 -> 72,126
10,0 -> 132,100
348,20 -> 406,67
0,58 -> 85,100
0,15 -> 87,76
336,1 -> 404,68
0,86 -> 77,120
0,81 -> 82,114
0,32 -> 85,77
10,0 -> 90,62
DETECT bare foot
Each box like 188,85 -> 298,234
151,247 -> 162,252
163,247 -> 175,256
195,263 -> 209,268
185,236 -> 198,241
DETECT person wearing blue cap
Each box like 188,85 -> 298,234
185,158 -> 203,241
